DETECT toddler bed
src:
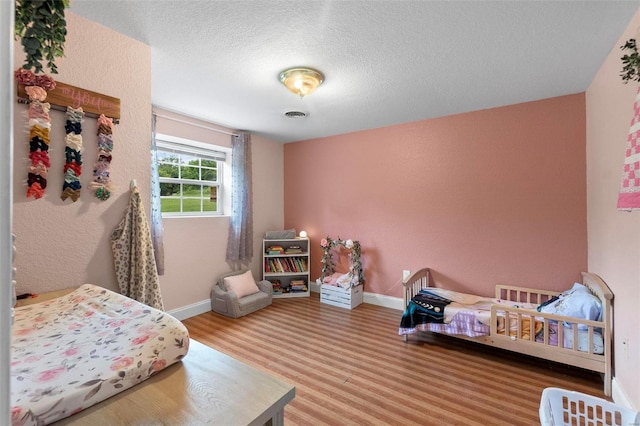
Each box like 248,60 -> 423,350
399,268 -> 613,396
11,284 -> 190,426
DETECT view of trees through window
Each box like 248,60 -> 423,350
157,150 -> 219,214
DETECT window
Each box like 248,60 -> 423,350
155,135 -> 229,217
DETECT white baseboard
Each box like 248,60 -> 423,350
167,299 -> 211,321
363,292 -> 404,310
311,282 -> 403,311
310,280 -> 321,293
171,287 -> 404,321
612,377 -> 637,411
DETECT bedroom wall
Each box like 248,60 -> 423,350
284,94 -> 587,299
11,13 -> 285,312
12,12 -> 151,297
586,7 -> 640,409
153,109 -> 284,311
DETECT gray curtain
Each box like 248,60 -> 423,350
150,114 -> 165,275
226,132 -> 253,268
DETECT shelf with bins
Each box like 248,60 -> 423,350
263,237 -> 310,298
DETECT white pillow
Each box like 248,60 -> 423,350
538,283 -> 602,328
223,270 -> 260,298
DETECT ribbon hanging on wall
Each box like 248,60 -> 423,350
61,106 -> 84,202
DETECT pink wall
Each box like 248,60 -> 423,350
587,7 -> 640,408
284,94 -> 587,298
12,12 -> 152,296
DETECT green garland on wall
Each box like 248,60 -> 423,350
15,0 -> 70,74
620,38 -> 640,84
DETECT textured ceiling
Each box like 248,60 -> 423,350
70,1 -> 639,143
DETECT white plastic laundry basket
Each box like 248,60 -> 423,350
539,387 -> 640,426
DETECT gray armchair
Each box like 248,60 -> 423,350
211,270 -> 272,318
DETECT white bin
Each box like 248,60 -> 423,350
539,387 -> 639,426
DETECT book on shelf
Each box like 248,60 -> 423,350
285,245 -> 303,254
290,278 -> 308,292
269,279 -> 283,295
266,245 -> 285,255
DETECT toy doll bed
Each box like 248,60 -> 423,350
10,284 -> 190,426
399,268 -> 613,396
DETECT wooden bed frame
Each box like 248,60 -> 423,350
402,268 -> 613,396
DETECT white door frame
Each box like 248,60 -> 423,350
1,0 -> 15,423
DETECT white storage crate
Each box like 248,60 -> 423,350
539,387 -> 639,426
319,282 -> 363,310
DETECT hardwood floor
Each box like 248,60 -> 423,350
183,293 -> 604,426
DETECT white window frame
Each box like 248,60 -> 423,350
155,133 -> 231,218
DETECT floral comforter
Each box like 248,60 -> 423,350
11,284 -> 189,426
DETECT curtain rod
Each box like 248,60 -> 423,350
153,112 -> 240,137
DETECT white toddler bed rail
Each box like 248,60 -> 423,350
402,268 -> 613,396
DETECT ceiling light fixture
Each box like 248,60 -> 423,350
279,67 -> 324,98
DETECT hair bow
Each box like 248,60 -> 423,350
30,163 -> 48,178
27,173 -> 47,189
60,187 -> 81,202
65,146 -> 82,165
97,123 -> 112,136
93,168 -> 110,184
97,114 -> 113,128
89,182 -> 113,201
29,151 -> 50,168
29,126 -> 50,144
65,120 -> 82,135
96,187 -> 111,201
63,177 -> 81,189
35,74 -> 56,91
28,118 -> 51,129
15,68 -> 36,86
28,101 -> 50,120
64,162 -> 82,176
66,106 -> 84,123
26,182 -> 45,199
65,133 -> 83,151
98,134 -> 113,152
25,86 -> 47,102
29,137 -> 49,152
98,153 -> 112,163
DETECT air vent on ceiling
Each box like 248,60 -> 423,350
283,110 -> 309,119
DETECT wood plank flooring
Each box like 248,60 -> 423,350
183,293 -> 604,426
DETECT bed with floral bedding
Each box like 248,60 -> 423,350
10,284 -> 189,426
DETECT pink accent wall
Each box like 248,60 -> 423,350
587,7 -> 640,408
284,95 -> 587,298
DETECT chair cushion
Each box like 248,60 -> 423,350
224,270 -> 260,298
238,291 -> 271,313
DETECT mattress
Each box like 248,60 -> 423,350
11,284 -> 189,426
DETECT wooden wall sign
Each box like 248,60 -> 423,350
17,81 -> 121,123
